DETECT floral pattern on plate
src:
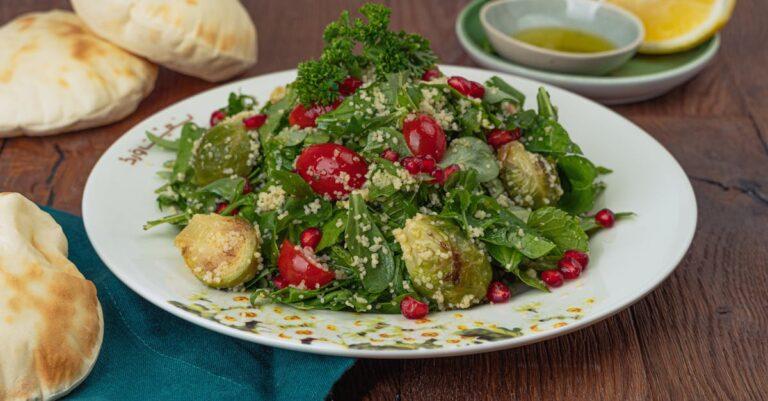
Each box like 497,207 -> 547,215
169,292 -> 594,350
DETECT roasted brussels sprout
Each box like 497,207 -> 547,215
497,141 -> 563,208
393,214 -> 492,310
174,214 -> 262,288
193,121 -> 257,186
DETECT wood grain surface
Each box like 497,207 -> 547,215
1,1 -> 766,400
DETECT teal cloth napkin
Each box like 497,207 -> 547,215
45,208 -> 355,401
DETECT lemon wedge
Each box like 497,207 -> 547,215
608,0 -> 735,54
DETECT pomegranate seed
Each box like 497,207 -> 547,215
339,76 -> 363,96
595,209 -> 615,228
300,227 -> 322,250
214,202 -> 229,214
541,269 -> 564,288
242,181 -> 253,194
486,281 -> 511,303
448,76 -> 485,98
243,114 -> 267,129
486,128 -> 521,149
381,149 -> 400,162
210,110 -> 226,126
421,68 -> 441,81
431,168 -> 445,184
443,164 -> 460,180
558,257 -> 583,280
273,275 -> 288,289
419,156 -> 437,173
563,250 -> 589,269
400,296 -> 429,319
401,156 -> 422,175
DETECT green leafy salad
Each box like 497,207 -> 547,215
146,4 -> 628,319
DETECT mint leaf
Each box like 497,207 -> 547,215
527,207 -> 588,252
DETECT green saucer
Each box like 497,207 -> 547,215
456,0 -> 720,104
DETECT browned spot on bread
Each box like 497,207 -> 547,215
220,34 -> 236,52
15,15 -> 37,31
55,20 -> 87,37
186,0 -> 198,5
195,24 -> 218,47
57,78 -> 70,88
71,38 -> 108,62
34,272 -> 101,389
0,42 -> 39,83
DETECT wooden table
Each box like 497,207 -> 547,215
2,1 -> 766,400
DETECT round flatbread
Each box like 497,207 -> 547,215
0,11 -> 157,137
72,0 -> 257,82
0,193 -> 104,400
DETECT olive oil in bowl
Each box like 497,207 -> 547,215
513,27 -> 616,53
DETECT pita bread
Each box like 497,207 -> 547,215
72,0 -> 257,82
0,193 -> 104,401
0,11 -> 157,137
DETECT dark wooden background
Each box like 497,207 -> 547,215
2,1 -> 766,400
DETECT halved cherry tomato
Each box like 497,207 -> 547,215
277,240 -> 335,289
295,143 -> 368,200
288,100 -> 341,128
402,114 -> 447,161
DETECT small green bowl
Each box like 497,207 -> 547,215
480,0 -> 644,75
457,0 -> 720,104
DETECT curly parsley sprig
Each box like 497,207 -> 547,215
294,3 -> 438,106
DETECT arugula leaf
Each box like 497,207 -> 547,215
484,76 -> 525,107
197,177 -> 244,202
523,118 -> 582,156
316,210 -> 347,251
272,171 -> 314,199
224,93 -> 257,116
171,122 -> 205,183
260,88 -> 297,141
146,132 -> 179,151
527,207 -> 589,252
557,154 -> 599,215
511,267 -> 548,292
272,126 -> 307,146
377,191 -> 418,230
345,194 -> 395,293
536,87 -> 558,121
362,127 -> 412,157
439,137 -> 499,183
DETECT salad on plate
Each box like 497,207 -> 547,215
145,4 -> 628,320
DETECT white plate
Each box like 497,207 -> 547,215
83,66 -> 696,359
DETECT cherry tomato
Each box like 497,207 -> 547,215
402,114 -> 447,161
277,240 -> 335,289
339,76 -> 363,96
295,143 -> 368,200
448,76 -> 485,99
288,100 -> 341,128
